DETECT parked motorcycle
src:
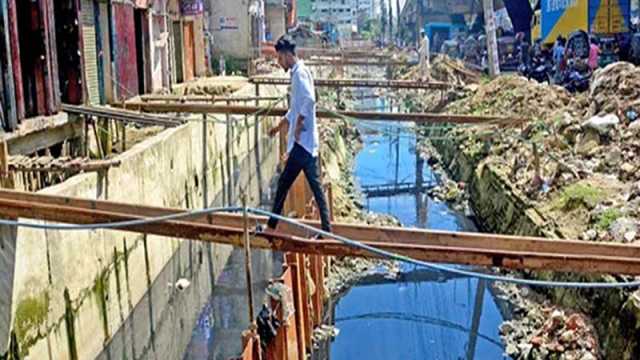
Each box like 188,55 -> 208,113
560,31 -> 592,93
562,58 -> 592,93
630,32 -> 640,65
519,58 -> 553,83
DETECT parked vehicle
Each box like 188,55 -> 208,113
519,54 -> 553,83
497,36 -> 520,71
630,33 -> 640,65
560,31 -> 592,92
599,36 -> 620,67
534,0 -> 631,44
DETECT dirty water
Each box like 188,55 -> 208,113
182,248 -> 280,360
322,100 -> 508,359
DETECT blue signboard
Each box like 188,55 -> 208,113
181,0 -> 204,16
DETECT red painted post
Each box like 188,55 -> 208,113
46,0 -> 60,111
281,267 -> 299,360
285,253 -> 307,360
7,0 -> 24,121
39,0 -> 56,115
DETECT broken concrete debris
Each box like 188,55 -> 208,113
496,283 -> 600,360
429,62 -> 640,245
589,62 -> 640,119
412,59 -> 640,359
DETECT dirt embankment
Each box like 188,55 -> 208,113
419,61 -> 640,359
443,63 -> 640,243
318,118 -> 399,297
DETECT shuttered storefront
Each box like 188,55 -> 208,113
81,0 -> 100,104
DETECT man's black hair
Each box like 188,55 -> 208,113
275,35 -> 296,54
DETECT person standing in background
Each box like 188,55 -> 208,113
588,37 -> 600,71
419,30 -> 430,79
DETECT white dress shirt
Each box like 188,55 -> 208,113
285,60 -> 319,157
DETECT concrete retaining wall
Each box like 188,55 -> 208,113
1,81 -> 286,359
432,135 -> 640,359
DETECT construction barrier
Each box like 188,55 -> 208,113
235,131 -> 333,360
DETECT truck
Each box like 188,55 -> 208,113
531,0 -> 632,44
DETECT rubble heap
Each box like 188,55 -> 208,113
588,62 -> 640,120
398,54 -> 481,86
446,75 -> 572,121
422,61 -> 640,359
253,58 -> 281,75
174,76 -> 246,96
498,284 -> 599,360
432,64 -> 640,242
394,55 -> 480,112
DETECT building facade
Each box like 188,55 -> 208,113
208,0 -> 259,61
266,0 -> 288,41
0,0 -> 207,132
312,0 -> 358,36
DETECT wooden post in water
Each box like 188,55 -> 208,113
242,194 -> 255,322
226,99 -> 233,205
254,84 -> 263,202
465,279 -> 486,359
202,114 -> 209,207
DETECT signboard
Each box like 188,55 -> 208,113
219,16 -> 239,31
541,0 -> 587,42
181,0 -> 204,16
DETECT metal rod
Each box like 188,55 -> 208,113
304,59 -> 406,66
121,123 -> 126,152
242,194 -> 255,321
63,104 -> 183,127
1,189 -> 640,275
83,115 -> 89,157
249,77 -> 458,90
139,94 -> 282,103
9,159 -> 122,173
121,103 -> 526,125
202,114 -> 209,207
225,100 -> 233,205
90,118 -> 104,159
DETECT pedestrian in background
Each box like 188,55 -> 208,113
419,30 -> 430,79
553,36 -> 566,82
589,36 -> 600,71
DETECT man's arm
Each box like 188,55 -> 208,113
268,117 -> 289,137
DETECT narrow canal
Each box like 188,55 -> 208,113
324,99 -> 508,359
176,95 -> 509,359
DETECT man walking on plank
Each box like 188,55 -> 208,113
261,35 -> 332,237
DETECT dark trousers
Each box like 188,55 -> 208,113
268,143 -> 332,232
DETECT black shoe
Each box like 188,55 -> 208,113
253,224 -> 267,235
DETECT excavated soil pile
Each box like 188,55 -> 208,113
398,54 -> 481,86
497,284 -> 599,360
423,61 -> 640,360
446,75 -> 572,121
589,62 -> 640,120
437,66 -> 640,241
175,76 -> 247,96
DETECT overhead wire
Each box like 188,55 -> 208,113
1,204 -> 639,289
45,79 -> 637,289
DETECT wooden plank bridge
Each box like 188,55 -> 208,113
1,189 -> 640,276
119,102 -> 526,125
360,181 -> 437,198
249,77 -> 459,90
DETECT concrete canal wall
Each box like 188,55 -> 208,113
432,136 -> 640,359
0,81 -> 285,359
